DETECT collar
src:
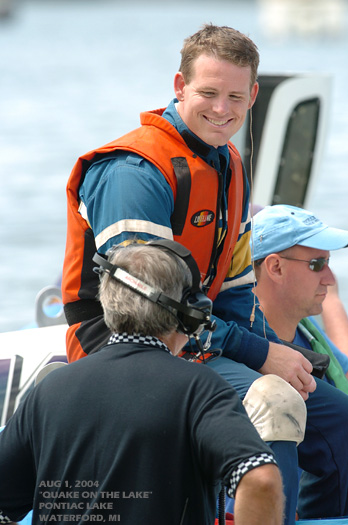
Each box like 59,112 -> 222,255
107,333 -> 171,354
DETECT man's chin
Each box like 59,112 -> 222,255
310,305 -> 324,317
203,133 -> 232,148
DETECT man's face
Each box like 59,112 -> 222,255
279,245 -> 335,319
174,53 -> 258,148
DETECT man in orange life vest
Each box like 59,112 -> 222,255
62,24 -> 348,524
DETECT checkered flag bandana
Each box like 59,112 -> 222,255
0,510 -> 12,524
108,333 -> 171,354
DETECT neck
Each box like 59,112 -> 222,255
254,285 -> 299,342
161,331 -> 188,356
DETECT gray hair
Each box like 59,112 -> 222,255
99,243 -> 192,337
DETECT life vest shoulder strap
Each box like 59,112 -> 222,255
170,157 -> 192,236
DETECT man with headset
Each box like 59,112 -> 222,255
0,241 -> 284,525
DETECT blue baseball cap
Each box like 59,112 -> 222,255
251,205 -> 348,261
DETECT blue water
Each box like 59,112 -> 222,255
1,0 -> 348,332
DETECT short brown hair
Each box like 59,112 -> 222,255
179,23 -> 259,88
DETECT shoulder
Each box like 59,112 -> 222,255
172,355 -> 236,394
84,151 -> 162,183
80,151 -> 173,203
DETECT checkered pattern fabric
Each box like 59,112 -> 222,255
108,333 -> 171,354
228,452 -> 277,498
0,511 -> 11,524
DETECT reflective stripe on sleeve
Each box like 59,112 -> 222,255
95,219 -> 173,250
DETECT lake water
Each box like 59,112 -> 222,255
1,0 -> 348,332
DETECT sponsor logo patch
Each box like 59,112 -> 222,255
191,210 -> 215,227
303,215 -> 320,226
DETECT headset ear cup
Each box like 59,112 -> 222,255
176,288 -> 213,336
176,288 -> 200,334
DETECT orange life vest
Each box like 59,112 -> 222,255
62,108 -> 246,361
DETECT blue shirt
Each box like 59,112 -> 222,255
78,99 -> 275,370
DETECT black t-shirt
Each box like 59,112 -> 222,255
0,342 -> 275,524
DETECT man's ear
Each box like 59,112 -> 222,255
248,81 -> 259,109
264,254 -> 283,281
174,72 -> 186,101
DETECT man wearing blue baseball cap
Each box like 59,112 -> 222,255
251,204 -> 348,518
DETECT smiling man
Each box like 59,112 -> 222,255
63,23 -> 267,367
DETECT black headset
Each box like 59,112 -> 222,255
92,239 -> 216,337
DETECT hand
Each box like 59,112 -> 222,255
259,342 -> 317,401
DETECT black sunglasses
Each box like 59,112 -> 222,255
279,256 -> 330,272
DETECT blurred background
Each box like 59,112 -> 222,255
1,0 -> 348,332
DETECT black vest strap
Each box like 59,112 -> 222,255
170,157 -> 192,236
64,299 -> 104,326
